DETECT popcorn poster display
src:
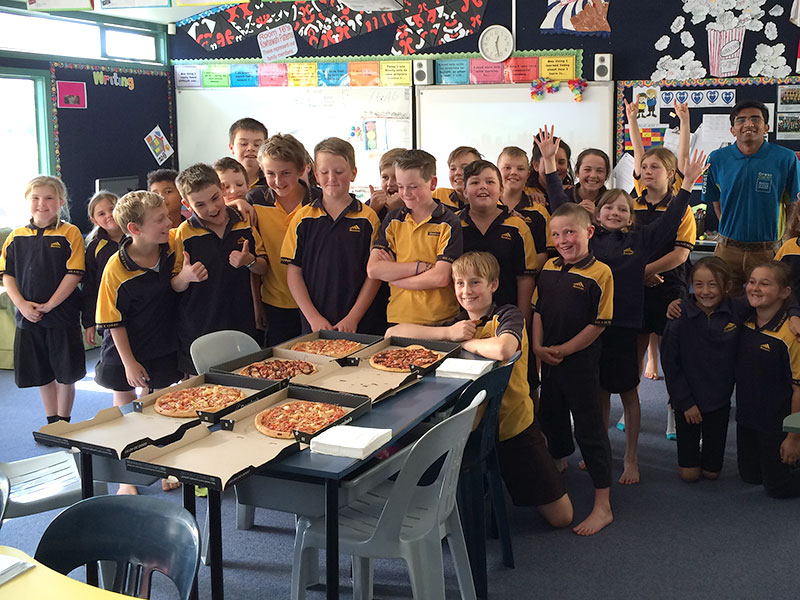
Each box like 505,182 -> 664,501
650,1 -> 793,81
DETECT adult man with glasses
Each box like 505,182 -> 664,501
703,100 -> 800,292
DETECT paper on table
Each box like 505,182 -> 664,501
0,554 -> 35,586
435,358 -> 493,380
310,425 -> 392,459
612,153 -> 636,193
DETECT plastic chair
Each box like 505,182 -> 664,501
189,329 -> 261,375
0,451 -> 107,521
0,470 -> 8,531
35,494 -> 201,600
453,353 -> 520,599
291,391 -> 487,600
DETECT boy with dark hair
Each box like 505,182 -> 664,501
228,117 -> 268,189
433,145 -> 482,211
172,163 -> 267,374
533,202 -> 615,536
147,168 -> 184,228
367,149 -> 463,326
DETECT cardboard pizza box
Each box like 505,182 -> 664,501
33,373 -> 280,459
273,330 -> 383,360
209,346 -> 334,378
349,337 -> 463,376
125,385 -> 371,489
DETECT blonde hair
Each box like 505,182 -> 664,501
258,133 -> 309,172
551,202 -> 593,228
448,146 -> 481,165
25,175 -> 69,221
379,148 -> 407,173
314,137 -> 356,169
86,190 -> 119,242
498,146 -> 528,162
641,147 -> 678,187
596,188 -> 635,227
452,251 -> 500,283
175,163 -> 220,200
113,191 -> 164,231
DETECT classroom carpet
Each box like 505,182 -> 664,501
0,348 -> 797,599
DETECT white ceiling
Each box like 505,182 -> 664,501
7,0 -> 205,25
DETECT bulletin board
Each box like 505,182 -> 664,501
175,85 -> 412,191
415,82 -> 614,185
52,62 -> 175,233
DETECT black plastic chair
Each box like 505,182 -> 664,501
35,494 -> 200,600
0,470 -> 9,531
454,352 -> 520,600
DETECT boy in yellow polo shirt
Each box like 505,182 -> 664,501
368,149 -> 463,326
386,251 -> 572,527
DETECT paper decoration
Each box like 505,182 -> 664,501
379,61 -> 412,86
624,125 -> 666,152
530,78 -> 560,101
202,65 -> 230,87
56,81 -> 87,109
470,59 -> 506,84
750,43 -> 791,78
568,79 -> 587,102
318,62 -> 350,86
287,63 -> 318,87
777,114 -> 800,140
435,59 -> 469,85
258,63 -> 288,86
257,23 -> 298,62
539,55 -> 577,80
502,57 -> 540,83
349,61 -> 380,86
144,125 -> 174,165
392,1 -> 487,55
708,25 -> 746,77
633,85 -> 661,126
778,85 -> 800,113
230,64 -> 258,87
28,0 -> 93,10
659,88 -> 736,109
540,0 -> 611,37
99,0 -> 169,8
174,65 -> 203,88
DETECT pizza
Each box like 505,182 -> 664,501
153,384 -> 246,418
290,338 -> 363,358
369,345 -> 443,373
237,358 -> 317,380
254,400 -> 347,439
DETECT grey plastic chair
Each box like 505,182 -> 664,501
290,391 -> 486,600
189,329 -> 261,375
0,470 -> 9,530
35,494 -> 200,600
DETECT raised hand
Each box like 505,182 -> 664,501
673,98 -> 690,122
368,184 -> 388,213
682,149 -> 709,186
624,94 -> 640,122
533,125 -> 561,162
229,239 -> 254,269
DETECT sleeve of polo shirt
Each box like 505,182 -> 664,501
0,230 -> 16,277
789,337 -> 800,385
593,266 -> 614,325
632,171 -> 644,198
65,225 -> 85,274
95,262 -> 123,329
785,152 -> 800,205
171,229 -> 186,276
437,213 -> 463,263
672,169 -> 685,197
512,219 -> 537,275
82,240 -> 99,328
280,210 -> 303,266
373,212 -> 394,254
701,155 -> 719,206
674,207 -> 697,250
529,209 -> 548,256
495,305 -> 524,347
249,221 -> 267,259
366,207 -> 382,247
661,317 -> 695,412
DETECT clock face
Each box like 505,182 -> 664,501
478,25 -> 514,63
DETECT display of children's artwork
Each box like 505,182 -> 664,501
540,0 -> 611,37
632,85 -> 660,126
623,125 -> 665,152
56,81 -> 87,109
178,0 -> 488,55
659,88 -> 736,109
144,125 -> 174,165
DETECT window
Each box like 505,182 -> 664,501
104,29 -> 157,62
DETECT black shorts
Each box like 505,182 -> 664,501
599,326 -> 640,393
95,354 -> 181,392
263,304 -> 302,347
14,326 -> 86,388
497,420 -> 567,507
641,285 -> 681,336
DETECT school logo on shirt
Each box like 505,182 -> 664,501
349,224 -> 361,233
573,281 -> 585,291
623,247 -> 635,255
760,343 -> 771,352
724,322 -> 737,333
427,230 -> 441,237
237,236 -> 247,246
50,241 -> 61,249
755,172 -> 773,193
501,232 -> 512,240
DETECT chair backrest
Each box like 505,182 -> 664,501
369,391 -> 487,546
190,329 -> 261,374
0,470 -> 9,531
35,495 -> 200,600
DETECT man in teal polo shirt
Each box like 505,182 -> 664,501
703,100 -> 800,293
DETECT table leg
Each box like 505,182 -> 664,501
209,489 -> 224,600
325,479 -> 339,600
182,485 -> 199,600
79,453 -> 98,587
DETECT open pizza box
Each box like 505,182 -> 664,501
273,330 -> 383,361
348,337 -> 463,376
209,346 -> 335,377
125,385 -> 371,489
32,373 -> 281,459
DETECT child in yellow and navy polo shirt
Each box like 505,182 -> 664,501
95,192 -> 181,405
386,251 -> 572,528
281,137 -> 383,335
173,164 -> 268,375
432,146 -> 481,212
0,176 -> 85,424
736,261 -> 800,498
775,205 -> 800,292
533,202 -> 614,536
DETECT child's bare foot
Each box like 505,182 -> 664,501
554,457 -> 568,472
619,458 -> 640,484
578,460 -> 587,471
702,470 -> 720,480
573,505 -> 613,536
117,483 -> 138,495
162,478 -> 182,491
643,366 -> 662,380
679,467 -> 700,482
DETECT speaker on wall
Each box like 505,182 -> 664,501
413,59 -> 434,85
594,53 -> 613,81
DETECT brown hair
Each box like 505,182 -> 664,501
452,251 -> 500,283
448,146 -> 482,165
379,148 -> 407,173
394,149 -> 437,181
87,190 -> 118,220
212,157 -> 249,186
498,146 -> 528,163
314,137 -> 356,169
785,201 -> 800,240
113,191 -> 163,231
257,133 -> 308,172
691,256 -> 732,294
575,148 -> 610,178
463,160 -> 503,189
175,163 -> 220,199
228,118 -> 268,145
749,260 -> 793,291
596,188 -> 635,226
529,139 -> 575,186
641,147 -> 678,187
551,201 -> 592,228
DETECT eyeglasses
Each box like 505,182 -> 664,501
733,116 -> 764,125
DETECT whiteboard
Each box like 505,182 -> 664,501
175,86 -> 413,191
416,82 -> 614,185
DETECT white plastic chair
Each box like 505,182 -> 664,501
189,329 -> 261,375
0,470 -> 9,530
290,391 -> 487,600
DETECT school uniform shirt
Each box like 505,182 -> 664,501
736,308 -> 800,435
458,206 -> 537,308
703,141 -> 800,243
443,304 -> 533,441
775,237 -> 800,291
281,195 -> 381,326
246,179 -> 321,208
533,253 -> 614,348
172,207 -> 267,346
433,187 -> 465,211
82,229 -> 120,329
249,171 -> 268,190
0,219 -> 84,329
545,172 -> 607,213
631,185 -> 696,296
95,236 -> 177,364
591,188 -> 691,329
661,295 -> 743,414
502,193 -> 553,256
374,200 -> 463,325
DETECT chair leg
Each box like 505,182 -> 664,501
404,536 -> 446,600
352,556 -> 373,600
201,509 -> 210,566
458,467 -> 487,599
236,502 -> 255,530
487,453 -> 514,569
291,518 -> 313,600
445,507 -> 477,600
